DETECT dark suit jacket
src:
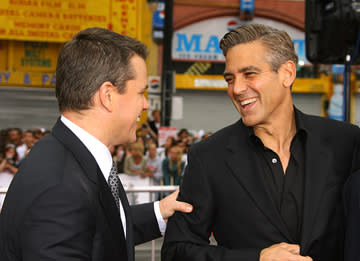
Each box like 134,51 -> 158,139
162,109 -> 360,261
0,119 -> 161,261
344,169 -> 360,261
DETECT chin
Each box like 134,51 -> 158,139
241,116 -> 259,127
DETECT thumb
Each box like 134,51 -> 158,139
174,199 -> 193,213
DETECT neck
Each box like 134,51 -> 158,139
62,110 -> 110,147
253,107 -> 296,154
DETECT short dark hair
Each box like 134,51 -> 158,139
220,24 -> 298,72
8,128 -> 22,137
56,27 -> 148,112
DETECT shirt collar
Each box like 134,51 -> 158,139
61,115 -> 113,181
246,106 -> 308,145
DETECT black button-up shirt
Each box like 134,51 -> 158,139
247,110 -> 307,243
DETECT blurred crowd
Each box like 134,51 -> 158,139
0,110 -> 212,201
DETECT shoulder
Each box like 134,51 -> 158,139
19,134 -> 68,174
302,112 -> 360,137
190,120 -> 243,152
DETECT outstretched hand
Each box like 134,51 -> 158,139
159,189 -> 193,223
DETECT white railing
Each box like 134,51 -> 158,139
0,186 -> 178,194
0,185 -> 178,261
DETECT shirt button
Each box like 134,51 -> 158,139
272,158 -> 277,164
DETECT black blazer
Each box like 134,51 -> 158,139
162,109 -> 360,261
0,119 -> 161,261
344,169 -> 360,261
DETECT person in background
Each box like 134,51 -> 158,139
0,151 -> 16,211
124,142 -> 147,177
112,144 -> 127,173
162,23 -> 360,261
148,109 -> 161,136
177,128 -> 189,143
0,27 -> 192,261
162,145 -> 185,187
144,143 -> 163,199
0,144 -> 18,175
7,128 -> 26,162
21,130 -> 36,160
32,128 -> 44,143
140,122 -> 158,143
2,144 -> 18,174
159,136 -> 177,161
135,135 -> 145,148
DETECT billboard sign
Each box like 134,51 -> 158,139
0,0 -> 139,42
172,17 -> 307,64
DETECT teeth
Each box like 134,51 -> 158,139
240,98 -> 257,106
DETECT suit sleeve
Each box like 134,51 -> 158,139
21,184 -> 95,261
131,203 -> 162,245
161,146 -> 260,261
344,170 -> 360,261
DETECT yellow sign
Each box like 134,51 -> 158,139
0,0 -> 139,42
176,74 -> 228,91
176,73 -> 331,93
0,70 -> 56,87
12,41 -> 61,72
0,40 -> 7,70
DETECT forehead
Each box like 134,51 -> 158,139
130,55 -> 147,80
225,41 -> 269,71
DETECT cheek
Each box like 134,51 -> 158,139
227,86 -> 234,98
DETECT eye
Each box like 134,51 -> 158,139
244,71 -> 256,77
224,77 -> 234,83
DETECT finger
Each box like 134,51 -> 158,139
279,243 -> 300,254
293,256 -> 313,261
174,200 -> 193,213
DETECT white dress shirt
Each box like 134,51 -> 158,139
61,116 -> 166,237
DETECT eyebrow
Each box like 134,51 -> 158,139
223,66 -> 261,77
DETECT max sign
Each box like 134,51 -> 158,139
172,16 -> 307,64
173,33 -> 224,62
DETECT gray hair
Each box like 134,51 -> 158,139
220,24 -> 298,72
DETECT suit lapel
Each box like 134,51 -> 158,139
117,179 -> 134,261
52,118 -> 129,258
97,170 -> 128,253
300,126 -> 331,252
225,121 -> 293,241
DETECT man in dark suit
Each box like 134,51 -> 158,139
344,170 -> 360,261
162,24 -> 360,261
0,27 -> 192,261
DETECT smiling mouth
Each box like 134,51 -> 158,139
240,98 -> 257,106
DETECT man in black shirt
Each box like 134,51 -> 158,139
162,24 -> 360,261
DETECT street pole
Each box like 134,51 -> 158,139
161,0 -> 173,126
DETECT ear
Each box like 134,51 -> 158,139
98,81 -> 115,112
279,61 -> 297,89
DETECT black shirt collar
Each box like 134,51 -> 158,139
246,106 -> 308,146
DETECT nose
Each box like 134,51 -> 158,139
143,96 -> 150,111
232,77 -> 248,95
